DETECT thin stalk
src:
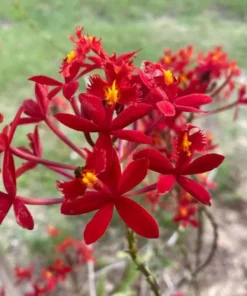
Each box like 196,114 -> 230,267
126,229 -> 161,296
19,196 -> 63,205
45,116 -> 86,159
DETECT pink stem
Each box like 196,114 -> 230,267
120,115 -> 164,162
210,72 -> 233,98
198,101 -> 238,117
75,65 -> 99,80
10,146 -> 76,170
47,166 -> 74,179
128,183 -> 157,197
19,196 -> 63,205
45,116 -> 86,159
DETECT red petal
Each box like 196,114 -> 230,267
86,134 -> 112,174
61,191 -> 109,215
176,176 -> 211,205
175,94 -> 212,107
115,197 -> 159,238
62,81 -> 79,100
98,148 -> 121,192
54,113 -> 101,132
181,154 -> 225,175
134,148 -> 174,174
84,203 -> 114,244
175,105 -> 207,113
118,158 -> 149,195
23,99 -> 43,119
48,86 -> 62,100
3,152 -> 16,198
111,130 -> 151,144
57,179 -> 86,200
29,75 -> 62,86
111,104 -> 152,130
156,100 -> 175,116
0,133 -> 8,153
157,174 -> 175,194
79,94 -> 106,127
9,105 -> 25,143
0,192 -> 12,224
35,84 -> 48,116
13,198 -> 34,230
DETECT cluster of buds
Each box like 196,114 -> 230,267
0,25 -> 243,247
9,226 -> 95,296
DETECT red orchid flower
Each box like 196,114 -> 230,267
55,95 -> 152,144
138,64 -> 212,117
61,151 -> 159,244
15,265 -> 34,284
134,148 -> 224,205
173,198 -> 199,228
48,259 -> 72,280
57,134 -> 111,201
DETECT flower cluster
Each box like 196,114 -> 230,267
11,226 -> 95,296
1,25 -> 243,247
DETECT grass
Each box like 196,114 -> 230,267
0,0 -> 247,227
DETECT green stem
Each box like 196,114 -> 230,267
126,229 -> 161,296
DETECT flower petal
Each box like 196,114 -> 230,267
61,191 -> 109,215
79,94 -> 106,127
84,203 -> 114,244
157,174 -> 175,194
181,154 -> 225,175
3,152 -> 16,198
176,176 -> 211,205
111,130 -> 151,144
57,179 -> 86,200
111,103 -> 152,130
118,158 -> 149,195
29,75 -> 62,86
35,84 -> 49,116
175,94 -> 212,106
62,81 -> 79,100
134,148 -> 174,174
115,197 -> 159,238
13,198 -> 34,230
156,100 -> 175,116
0,192 -> 12,224
54,113 -> 101,132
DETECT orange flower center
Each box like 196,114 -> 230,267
163,70 -> 174,86
181,132 -> 192,156
66,50 -> 76,63
180,207 -> 188,217
104,80 -> 119,105
44,271 -> 53,280
185,192 -> 192,200
82,171 -> 97,187
164,56 -> 171,64
179,74 -> 188,83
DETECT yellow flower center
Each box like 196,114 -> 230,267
181,132 -> 192,156
104,80 -> 119,105
164,56 -> 171,64
180,207 -> 188,217
85,35 -> 93,41
66,50 -> 76,63
44,271 -> 53,280
82,171 -> 97,187
164,70 -> 174,86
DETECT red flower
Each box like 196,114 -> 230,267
138,63 -> 212,116
134,148 -> 224,205
61,151 -> 159,244
48,259 -> 72,280
15,265 -> 34,284
173,198 -> 199,228
57,134 -> 111,201
47,225 -> 61,237
55,95 -> 152,144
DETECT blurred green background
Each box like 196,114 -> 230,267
0,0 -> 247,258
